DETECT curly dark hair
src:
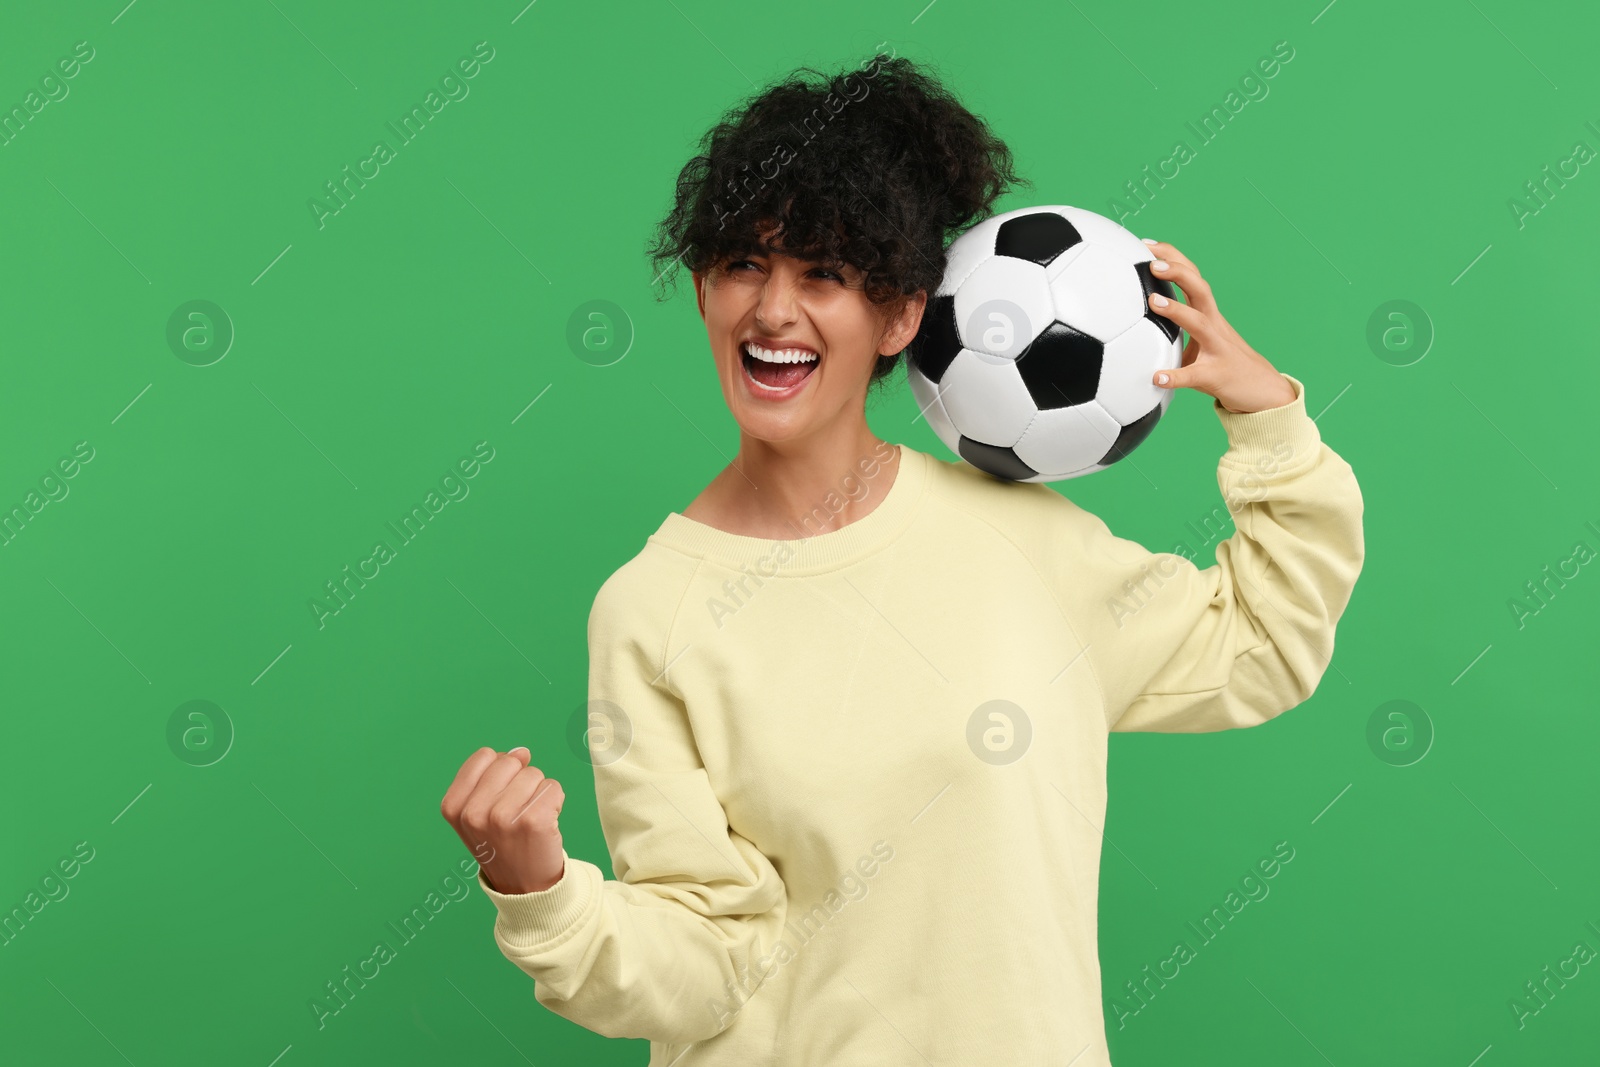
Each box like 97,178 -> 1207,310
647,50 -> 1029,394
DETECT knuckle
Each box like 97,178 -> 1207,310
459,803 -> 490,833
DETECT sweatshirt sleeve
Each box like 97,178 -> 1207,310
1042,372 -> 1365,733
472,568 -> 789,1044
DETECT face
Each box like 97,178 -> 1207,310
692,238 -> 926,448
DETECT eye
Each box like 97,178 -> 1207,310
728,259 -> 757,272
812,268 -> 843,281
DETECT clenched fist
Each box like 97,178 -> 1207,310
440,746 -> 567,895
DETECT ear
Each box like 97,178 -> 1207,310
693,270 -> 706,320
879,290 -> 928,355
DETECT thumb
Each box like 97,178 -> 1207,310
1153,364 -> 1200,391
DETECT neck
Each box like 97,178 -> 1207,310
715,432 -> 901,541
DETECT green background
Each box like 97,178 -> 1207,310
3,0 -> 1597,1063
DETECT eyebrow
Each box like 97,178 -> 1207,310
742,246 -> 849,268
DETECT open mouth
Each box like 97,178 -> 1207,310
741,341 -> 820,392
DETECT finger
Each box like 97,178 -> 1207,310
490,769 -> 564,835
1152,356 -> 1210,392
458,750 -> 537,826
1142,241 -> 1218,317
440,746 -> 502,824
1141,239 -> 1200,275
1146,291 -> 1210,346
1148,256 -> 1218,318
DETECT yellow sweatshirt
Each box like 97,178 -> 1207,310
474,372 -> 1364,1065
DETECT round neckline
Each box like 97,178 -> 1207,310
649,443 -> 928,574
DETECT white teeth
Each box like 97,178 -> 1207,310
744,342 -> 819,364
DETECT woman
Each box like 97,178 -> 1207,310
441,52 -> 1363,1065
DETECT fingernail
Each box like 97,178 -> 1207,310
1152,259 -> 1169,271
509,746 -> 529,759
1141,238 -> 1158,245
1150,293 -> 1169,307
1156,373 -> 1170,385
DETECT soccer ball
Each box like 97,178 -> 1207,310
906,204 -> 1184,483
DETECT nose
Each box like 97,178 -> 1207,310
754,264 -> 801,333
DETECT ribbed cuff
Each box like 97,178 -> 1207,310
475,850 -> 597,949
1214,372 -> 1322,474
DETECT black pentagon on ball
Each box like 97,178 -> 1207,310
908,293 -> 961,383
1014,321 -> 1104,410
994,212 -> 1084,268
957,437 -> 1037,482
1133,261 -> 1181,343
1098,402 -> 1163,466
